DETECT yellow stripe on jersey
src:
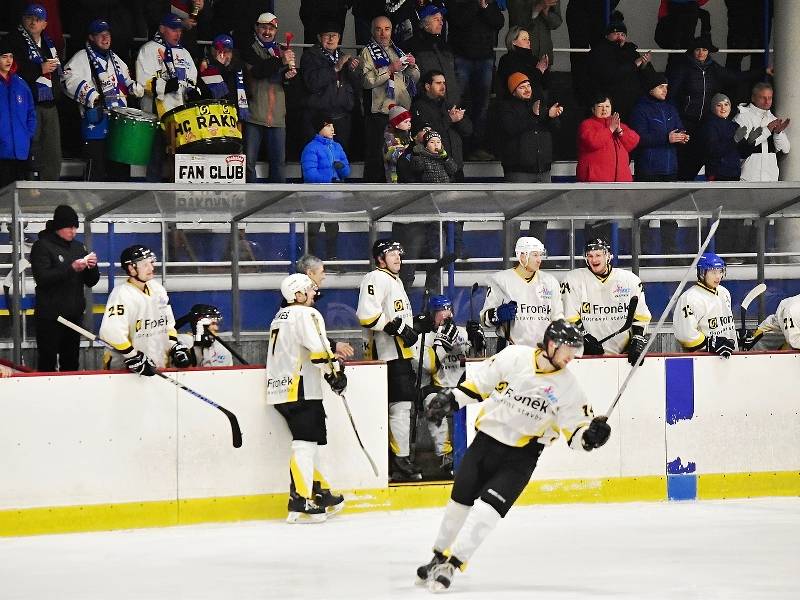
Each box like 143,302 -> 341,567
359,313 -> 382,328
681,333 -> 706,349
112,340 -> 133,352
397,337 -> 414,360
428,347 -> 441,387
634,314 -> 652,323
456,380 -> 486,401
309,351 -> 331,364
287,370 -> 301,403
566,314 -> 581,323
473,407 -> 486,429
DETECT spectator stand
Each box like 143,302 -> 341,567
4,181 -> 800,365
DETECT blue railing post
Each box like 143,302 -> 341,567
288,222 -> 298,272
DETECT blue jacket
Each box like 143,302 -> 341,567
0,71 -> 36,161
701,114 -> 742,180
629,94 -> 684,176
300,134 -> 351,183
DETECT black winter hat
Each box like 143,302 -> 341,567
688,35 -> 719,53
312,112 -> 334,133
643,69 -> 668,92
51,205 -> 79,229
0,36 -> 13,56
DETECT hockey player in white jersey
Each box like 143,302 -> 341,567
357,239 -> 425,481
176,304 -> 233,367
673,252 -> 738,357
415,320 -> 611,592
750,293 -> 800,350
415,294 -> 471,476
266,274 -> 347,523
480,236 -> 563,350
99,245 -> 192,374
562,238 -> 651,364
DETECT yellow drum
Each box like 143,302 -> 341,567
161,99 -> 242,154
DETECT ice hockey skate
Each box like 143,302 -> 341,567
286,495 -> 327,524
415,550 -> 446,585
390,455 -> 422,482
314,482 -> 345,517
427,560 -> 457,593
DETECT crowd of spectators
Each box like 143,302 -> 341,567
0,1 -> 786,208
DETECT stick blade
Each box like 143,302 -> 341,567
220,407 -> 243,448
741,283 -> 767,311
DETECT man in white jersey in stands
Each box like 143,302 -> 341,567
561,238 -> 652,364
415,294 -> 471,477
357,239 -> 428,481
673,252 -> 737,357
415,319 -> 611,592
480,236 -> 563,349
175,304 -> 233,367
266,273 -> 347,523
99,245 -> 191,374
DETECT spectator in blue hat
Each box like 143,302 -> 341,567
144,0 -> 214,60
0,42 -> 37,188
6,3 -> 63,181
198,34 -> 250,122
405,4 -> 460,104
136,12 -> 199,181
62,19 -> 144,181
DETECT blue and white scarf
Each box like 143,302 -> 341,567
18,25 -> 59,102
86,42 -> 131,107
200,58 -> 249,119
153,31 -> 185,81
366,39 -> 415,100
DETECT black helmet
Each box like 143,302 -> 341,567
372,239 -> 404,262
189,304 -> 222,348
120,245 -> 156,273
584,238 -> 612,270
543,319 -> 584,349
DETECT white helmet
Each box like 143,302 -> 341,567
515,236 -> 546,260
280,273 -> 316,303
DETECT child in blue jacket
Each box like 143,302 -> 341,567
0,44 -> 37,188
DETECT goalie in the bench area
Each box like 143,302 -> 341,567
415,319 -> 611,592
673,252 -> 738,358
266,274 -> 346,524
99,245 -> 191,375
176,304 -> 232,367
561,238 -> 651,364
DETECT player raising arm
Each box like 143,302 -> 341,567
415,320 -> 611,592
99,245 -> 191,374
561,238 -> 651,364
481,237 -> 563,349
673,252 -> 738,358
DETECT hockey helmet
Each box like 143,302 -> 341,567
697,252 -> 726,280
543,319 -> 584,350
120,245 -> 156,273
428,294 -> 452,313
584,238 -> 613,268
280,273 -> 316,303
189,304 -> 222,348
515,236 -> 546,259
372,239 -> 404,262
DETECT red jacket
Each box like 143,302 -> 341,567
576,116 -> 640,182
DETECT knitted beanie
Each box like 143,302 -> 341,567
507,72 -> 530,95
388,103 -> 412,128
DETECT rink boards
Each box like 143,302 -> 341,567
1,354 -> 799,536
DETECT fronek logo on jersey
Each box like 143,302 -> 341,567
581,301 -> 591,314
134,316 -> 168,334
518,303 -> 551,317
495,381 -> 509,393
611,282 -> 632,300
394,299 -> 404,312
266,375 -> 293,390
580,301 -> 630,316
496,383 -> 551,414
708,315 -> 734,330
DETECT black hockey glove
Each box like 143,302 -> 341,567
488,301 -> 517,325
169,341 -> 193,368
164,77 -> 180,94
124,351 -> 157,377
738,329 -> 762,351
324,370 -> 347,394
384,317 -> 419,347
433,318 -> 458,352
582,333 -> 605,356
582,416 -> 611,450
466,320 -> 485,356
627,333 -> 647,366
707,335 -> 735,359
413,313 -> 434,334
425,389 -> 458,427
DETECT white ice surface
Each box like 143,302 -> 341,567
1,498 -> 798,600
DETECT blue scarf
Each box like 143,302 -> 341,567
153,31 -> 185,81
18,25 -> 59,102
366,39 -> 415,100
254,35 -> 284,83
199,58 -> 250,119
85,42 -> 131,107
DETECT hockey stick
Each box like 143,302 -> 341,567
597,296 -> 639,344
309,313 -> 379,477
57,316 -> 243,448
468,282 -> 486,358
411,288 -> 431,459
605,206 -> 723,418
739,283 -> 767,344
486,274 -> 514,347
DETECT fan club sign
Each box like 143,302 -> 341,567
175,154 -> 245,184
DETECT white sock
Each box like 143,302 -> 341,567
449,499 -> 501,565
290,440 -> 317,499
433,500 -> 471,554
388,401 -> 411,456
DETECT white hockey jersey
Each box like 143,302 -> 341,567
756,293 -> 800,350
561,267 -> 652,354
481,268 -> 563,347
673,283 -> 738,350
177,333 -> 233,368
733,103 -> 791,182
62,48 -> 141,116
356,268 -> 414,362
417,326 -> 470,390
452,345 -> 594,449
99,280 -> 177,368
265,304 -> 337,405
135,40 -> 197,116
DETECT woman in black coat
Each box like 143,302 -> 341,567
495,26 -> 547,100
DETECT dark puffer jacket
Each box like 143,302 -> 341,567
410,144 -> 458,183
667,55 -> 740,122
30,228 -> 99,320
701,113 -> 745,180
300,44 -> 359,117
495,95 -> 558,174
587,38 -> 653,119
629,94 -> 684,176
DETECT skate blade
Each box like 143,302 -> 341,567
286,511 -> 327,524
427,576 -> 451,593
325,501 -> 345,517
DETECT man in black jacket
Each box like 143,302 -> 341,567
30,205 -> 100,371
404,4 -> 459,104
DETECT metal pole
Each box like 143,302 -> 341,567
569,219 -> 576,270
756,217 -> 767,322
446,221 -> 455,298
160,221 -> 167,287
83,217 -> 94,335
231,221 -> 241,342
763,0 -> 771,69
610,221 -> 619,266
11,185 -> 21,364
502,219 -> 514,270
631,217 -> 641,275
288,222 -> 298,271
